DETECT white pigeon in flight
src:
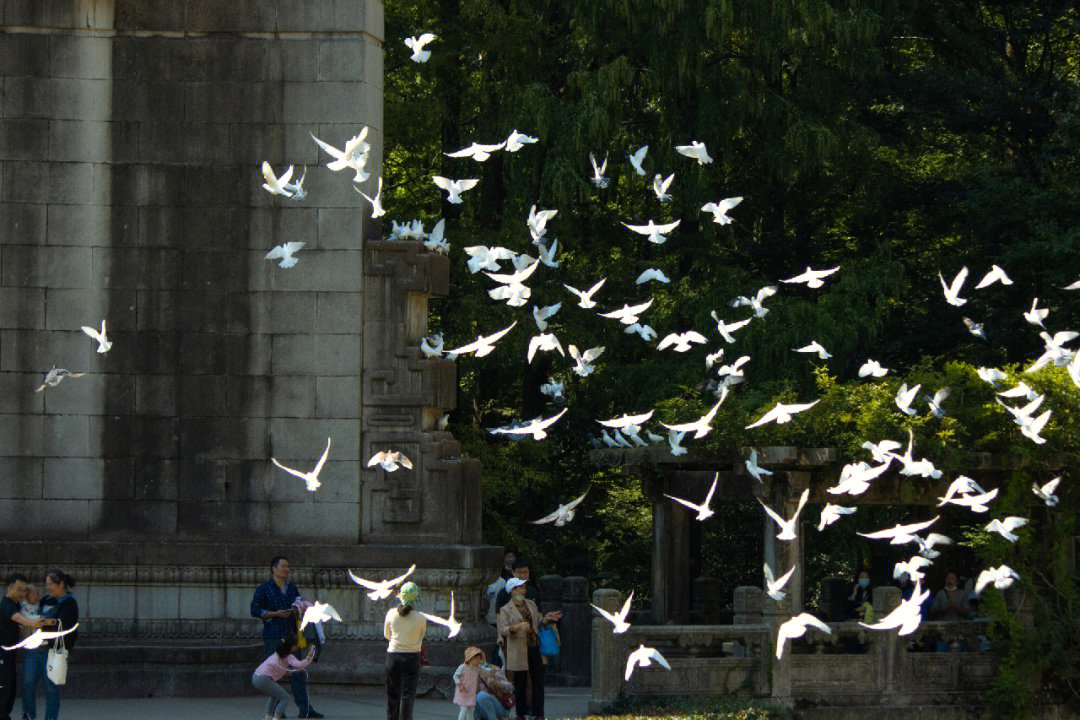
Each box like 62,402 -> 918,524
591,591 -> 633,633
598,410 -> 655,432
939,267 -> 968,306
537,238 -> 560,268
826,461 -> 889,496
271,437 -> 331,492
589,152 -> 610,188
2,624 -> 79,652
464,245 -> 516,274
532,303 -> 562,331
926,387 -> 951,418
1023,297 -> 1049,328
962,317 -> 986,340
81,319 -> 111,353
444,321 -> 517,359
667,429 -> 688,456
914,532 -> 953,559
894,383 -> 921,416
745,448 -> 773,483
260,161 -> 294,197
265,242 -> 305,268
626,323 -> 658,341
675,140 -> 712,164
624,644 -> 671,680
311,129 -> 370,183
564,278 -> 606,308
977,366 -> 1007,385
973,565 -> 1019,595
860,581 -> 929,636
663,472 -> 718,521
432,176 -> 479,204
858,359 -> 889,378
599,299 -> 654,326
404,33 -> 436,62
531,488 -> 589,526
701,197 -> 742,225
355,176 -> 385,218
527,204 -> 558,241
974,264 -> 1012,289
661,391 -> 727,440
299,602 -> 343,632
730,285 -> 777,318
936,475 -> 987,507
495,408 -> 569,441
283,166 -> 307,200
420,591 -> 462,638
794,341 -> 830,360
628,145 -> 648,175
348,564 -> 417,601
1033,476 -> 1060,506
763,562 -> 795,601
710,312 -> 751,344
367,450 -> 413,472
759,488 -> 809,541
446,141 -> 505,162
862,438 -> 901,465
423,218 -> 449,254
893,555 -> 933,582
34,367 -> 85,392
775,613 -> 831,659
652,173 -> 674,203
568,344 -> 605,376
746,400 -> 820,429
504,129 -> 538,153
636,268 -> 671,285
984,517 -> 1028,542
817,503 -> 856,530
657,331 -> 707,353
527,333 -> 565,363
782,266 -> 840,289
622,219 -> 681,245
1018,408 -> 1051,445
858,516 -> 939,545
940,487 -> 999,513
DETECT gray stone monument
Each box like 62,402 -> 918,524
0,0 -> 499,695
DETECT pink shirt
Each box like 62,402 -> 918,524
254,652 -> 311,681
452,663 -> 479,707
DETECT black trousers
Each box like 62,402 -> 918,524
0,649 -> 16,719
385,651 -> 421,720
512,646 -> 545,718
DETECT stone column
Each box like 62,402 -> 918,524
651,490 -> 691,623
559,576 -> 592,685
588,588 -> 625,713
872,584 -> 901,694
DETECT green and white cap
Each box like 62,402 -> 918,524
398,581 -> 420,606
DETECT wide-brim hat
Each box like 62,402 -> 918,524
464,646 -> 485,663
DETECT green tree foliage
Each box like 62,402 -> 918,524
383,1 -> 1080,713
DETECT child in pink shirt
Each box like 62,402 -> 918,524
453,646 -> 486,720
253,634 -> 315,719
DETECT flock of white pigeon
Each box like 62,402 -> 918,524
27,29 -> 1071,680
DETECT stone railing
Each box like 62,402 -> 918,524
589,586 -> 999,713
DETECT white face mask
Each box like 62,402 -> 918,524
512,593 -> 525,604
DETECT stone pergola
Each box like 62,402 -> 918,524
590,444 -> 1051,623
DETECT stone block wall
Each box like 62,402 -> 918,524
0,1 -> 499,693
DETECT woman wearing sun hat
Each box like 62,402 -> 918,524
385,581 -> 427,720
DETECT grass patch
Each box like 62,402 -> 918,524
585,695 -> 791,719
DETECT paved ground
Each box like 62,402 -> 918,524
53,685 -> 593,720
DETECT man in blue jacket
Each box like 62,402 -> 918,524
250,556 -> 324,718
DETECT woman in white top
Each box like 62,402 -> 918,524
384,581 -> 427,720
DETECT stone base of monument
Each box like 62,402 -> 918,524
2,540 -> 502,697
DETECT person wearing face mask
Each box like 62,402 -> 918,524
496,578 -> 547,720
843,569 -> 874,621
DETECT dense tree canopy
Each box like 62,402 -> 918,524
382,2 -> 1080,714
